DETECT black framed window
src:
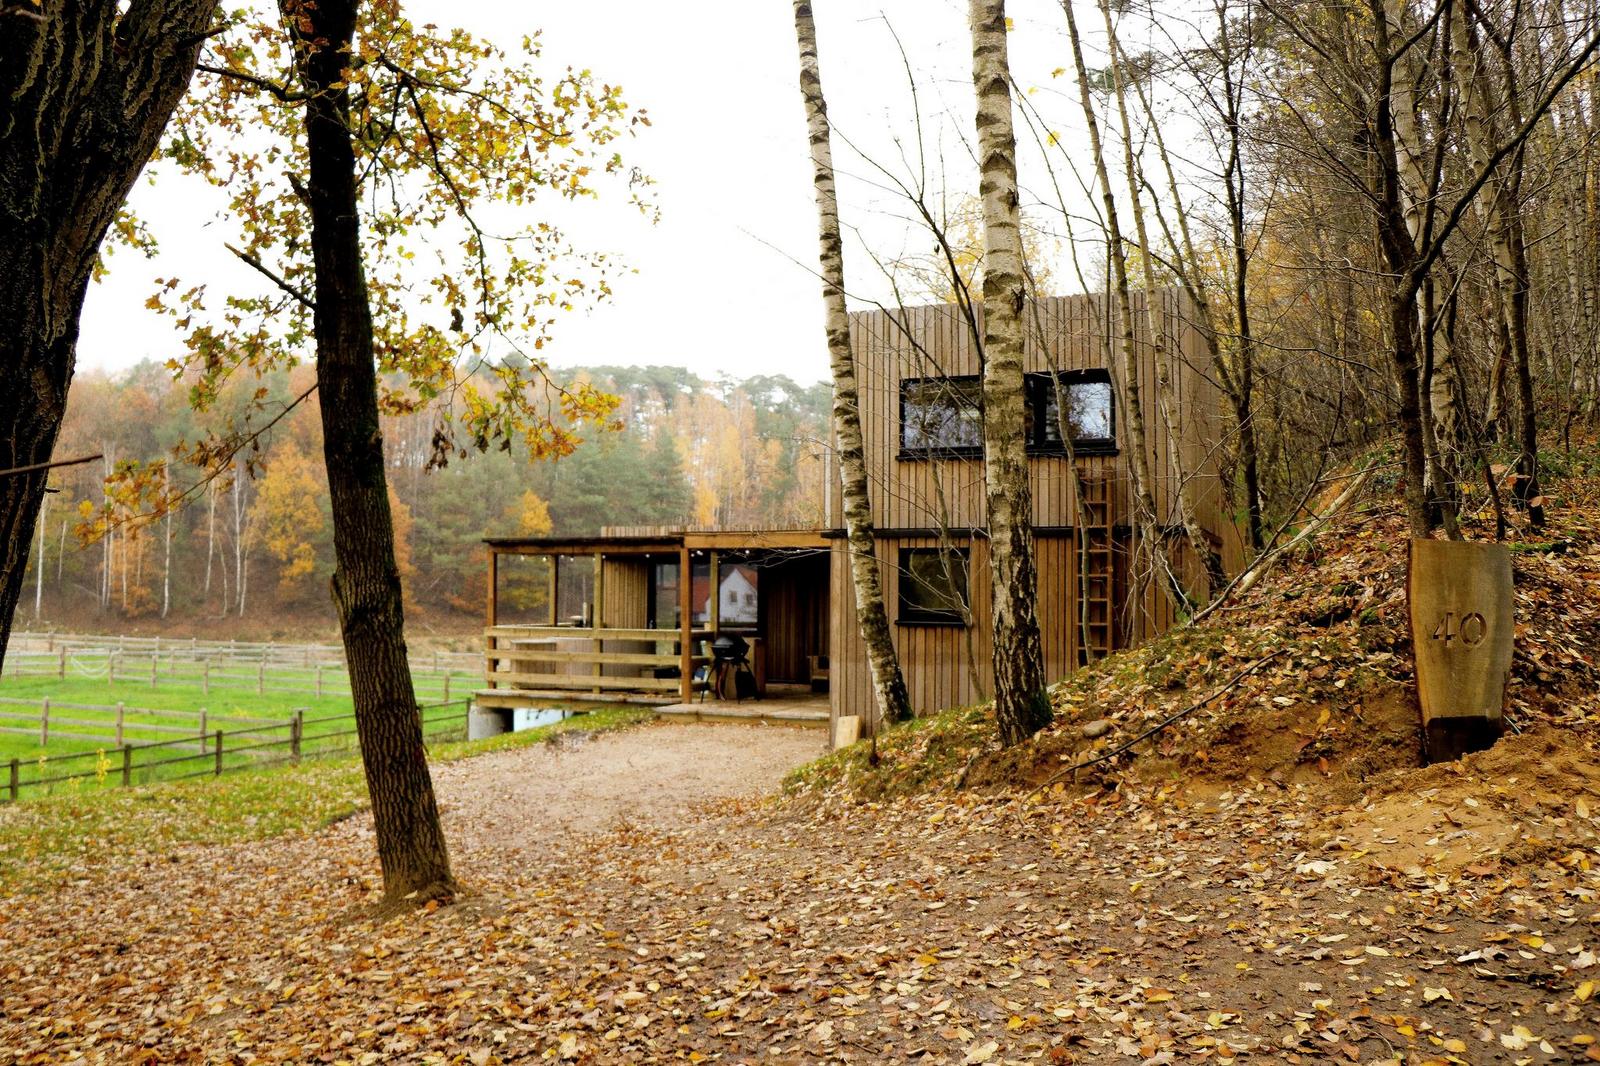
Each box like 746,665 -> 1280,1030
1029,370 -> 1116,453
900,376 -> 983,454
898,547 -> 970,625
899,371 -> 1116,457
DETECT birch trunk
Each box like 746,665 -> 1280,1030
1060,0 -> 1166,609
204,478 -> 216,599
287,0 -> 456,903
792,0 -> 913,732
161,501 -> 172,619
232,462 -> 246,615
1102,8 -> 1226,600
34,494 -> 46,620
1451,5 -> 1544,525
1369,0 -> 1437,535
970,0 -> 1051,745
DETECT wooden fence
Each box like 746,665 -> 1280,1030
0,699 -> 471,803
0,695 -> 282,749
7,630 -> 481,673
1,648 -> 470,702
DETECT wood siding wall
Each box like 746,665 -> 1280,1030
828,290 -> 1223,536
828,534 -> 1078,724
760,552 -> 830,683
825,290 -> 1233,730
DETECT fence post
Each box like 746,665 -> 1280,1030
108,651 -> 116,685
39,697 -> 48,747
214,730 -> 223,776
198,707 -> 207,752
257,661 -> 265,695
443,672 -> 450,703
121,745 -> 131,788
115,701 -> 124,748
7,758 -> 17,802
203,660 -> 210,696
150,656 -> 158,687
291,710 -> 303,762
58,647 -> 66,679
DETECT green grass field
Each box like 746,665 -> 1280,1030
0,704 -> 654,894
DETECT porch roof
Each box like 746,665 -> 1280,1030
484,528 -> 836,555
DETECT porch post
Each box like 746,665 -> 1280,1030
678,546 -> 693,702
592,553 -> 605,694
708,550 -> 721,636
486,548 -> 498,628
485,549 -> 498,692
547,553 -> 558,626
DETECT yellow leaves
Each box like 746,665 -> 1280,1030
1576,980 -> 1596,1003
965,1039 -> 998,1063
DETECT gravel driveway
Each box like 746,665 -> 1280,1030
420,721 -> 826,853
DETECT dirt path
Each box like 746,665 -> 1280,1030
422,721 -> 825,849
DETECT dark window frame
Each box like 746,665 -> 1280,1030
896,370 -> 1117,459
896,546 -> 971,627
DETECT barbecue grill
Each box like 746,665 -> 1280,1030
705,634 -> 756,702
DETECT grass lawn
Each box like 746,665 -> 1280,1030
0,703 -> 653,894
0,669 -> 629,798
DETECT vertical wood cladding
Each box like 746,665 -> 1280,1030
828,290 -> 1229,730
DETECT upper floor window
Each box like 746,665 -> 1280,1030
899,371 -> 1116,458
1029,370 -> 1115,452
901,376 -> 983,454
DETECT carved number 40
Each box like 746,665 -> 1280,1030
1432,610 -> 1487,648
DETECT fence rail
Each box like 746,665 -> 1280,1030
6,630 -> 481,673
1,647 -> 473,702
0,699 -> 471,803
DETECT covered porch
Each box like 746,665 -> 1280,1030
479,530 -> 832,720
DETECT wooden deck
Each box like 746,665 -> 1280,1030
654,693 -> 830,729
473,688 -> 680,709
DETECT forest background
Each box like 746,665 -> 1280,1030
28,365 -> 829,639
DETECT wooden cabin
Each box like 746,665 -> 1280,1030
480,289 -> 1239,739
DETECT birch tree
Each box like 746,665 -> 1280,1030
1101,7 -> 1227,598
1059,0 -> 1167,613
792,0 -> 914,732
970,0 -> 1051,745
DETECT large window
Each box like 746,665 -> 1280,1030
901,377 -> 983,453
898,547 -> 970,625
1029,370 -> 1115,452
899,371 -> 1116,457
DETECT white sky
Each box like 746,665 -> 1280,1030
78,1 -> 1178,387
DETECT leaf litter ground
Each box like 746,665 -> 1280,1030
3,482 -> 1599,1063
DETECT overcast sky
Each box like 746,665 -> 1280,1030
78,1 -> 1153,387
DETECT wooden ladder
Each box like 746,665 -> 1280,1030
1076,474 -> 1115,665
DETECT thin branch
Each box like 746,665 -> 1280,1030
225,243 -> 315,310
0,454 -> 104,479
196,63 -> 308,102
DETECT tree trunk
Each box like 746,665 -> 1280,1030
1060,0 -> 1167,615
161,492 -> 172,619
1102,6 -> 1227,600
1451,1 -> 1544,526
34,494 -> 47,620
284,0 -> 455,902
0,0 -> 220,667
204,478 -> 216,599
1369,0 -> 1446,536
792,0 -> 913,732
970,0 -> 1051,746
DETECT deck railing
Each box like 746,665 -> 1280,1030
483,624 -> 710,696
